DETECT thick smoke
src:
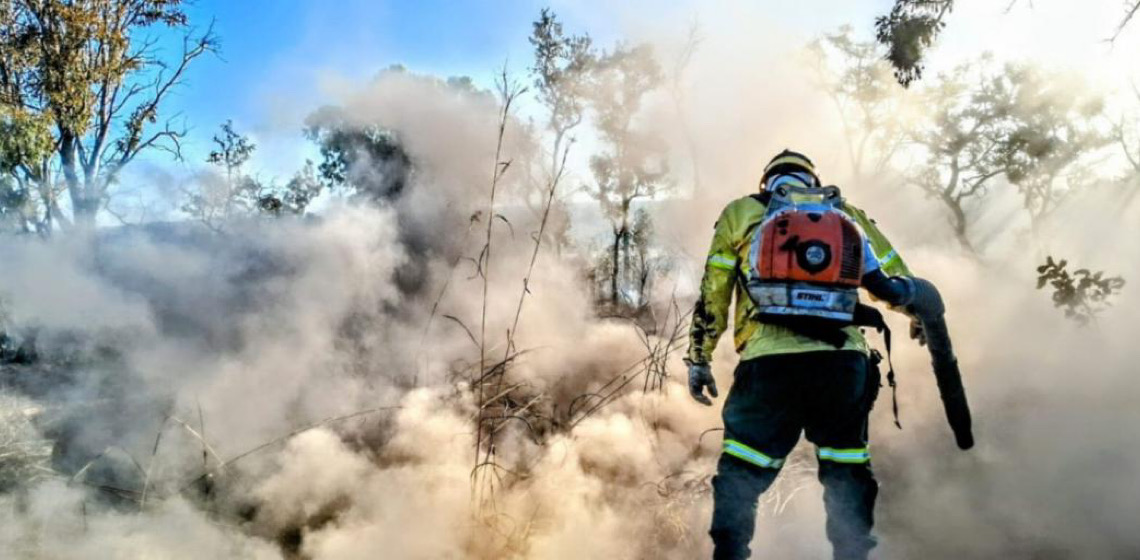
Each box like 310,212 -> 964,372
2,3 -> 1140,559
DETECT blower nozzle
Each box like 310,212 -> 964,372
907,277 -> 974,450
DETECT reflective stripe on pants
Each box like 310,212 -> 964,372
818,446 -> 871,464
723,439 -> 785,469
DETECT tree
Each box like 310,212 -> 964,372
0,175 -> 38,234
182,121 -> 320,230
272,160 -> 324,217
0,106 -> 54,234
1110,84 -> 1140,214
998,66 -> 1107,231
529,8 -> 594,181
207,120 -> 255,193
585,43 -> 668,309
910,60 -> 1107,253
625,207 -> 661,310
909,60 -> 1006,253
304,116 -> 411,203
808,26 -> 910,182
182,121 -> 261,230
874,0 -> 953,87
304,66 -> 509,205
876,1 -> 1140,87
876,2 -> 1129,323
304,106 -> 412,203
527,8 -> 596,252
0,0 -> 217,232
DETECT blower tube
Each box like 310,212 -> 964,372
864,273 -> 975,450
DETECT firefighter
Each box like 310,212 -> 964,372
686,150 -> 913,560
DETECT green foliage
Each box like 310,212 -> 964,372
910,58 -> 1107,251
0,0 -> 216,230
0,108 -> 52,177
183,121 -> 321,230
304,110 -> 411,202
274,160 -> 324,216
303,66 -> 505,205
529,9 -> 595,142
876,1 -> 1140,86
1036,256 -> 1126,325
997,66 -> 1109,223
0,176 -> 36,234
524,8 -> 595,256
299,67 -> 500,204
0,103 -> 55,233
874,0 -> 954,87
207,120 -> 256,177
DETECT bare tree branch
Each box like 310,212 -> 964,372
1111,1 -> 1140,43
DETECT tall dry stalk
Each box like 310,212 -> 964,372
503,142 -> 572,357
470,126 -> 574,519
482,138 -> 575,419
473,65 -> 527,510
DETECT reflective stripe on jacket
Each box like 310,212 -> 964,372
686,195 -> 911,365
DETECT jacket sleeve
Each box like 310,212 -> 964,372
847,205 -> 912,277
686,206 -> 739,365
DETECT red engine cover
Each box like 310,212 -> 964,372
756,209 -> 863,286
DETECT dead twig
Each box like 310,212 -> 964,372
1110,1 -> 1140,43
443,314 -> 480,348
567,316 -> 689,429
140,417 -> 168,509
696,428 -> 725,450
68,445 -> 147,487
196,398 -> 208,477
166,415 -> 228,473
177,406 -> 400,495
479,414 -> 541,444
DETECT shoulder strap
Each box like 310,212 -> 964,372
855,303 -> 902,429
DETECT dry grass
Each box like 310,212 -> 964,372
0,393 -> 53,491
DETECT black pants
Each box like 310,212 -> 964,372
710,351 -> 880,560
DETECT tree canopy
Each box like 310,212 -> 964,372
0,0 -> 216,232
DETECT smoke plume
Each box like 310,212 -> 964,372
2,2 -> 1140,559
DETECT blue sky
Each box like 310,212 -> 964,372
148,0 -> 615,184
133,0 -> 1140,197
152,0 -> 874,179
167,0 -> 1139,131
172,0 -> 577,142
170,0 -> 871,130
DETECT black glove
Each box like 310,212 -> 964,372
909,317 -> 927,346
687,361 -> 719,406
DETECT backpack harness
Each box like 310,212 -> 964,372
745,185 -> 902,428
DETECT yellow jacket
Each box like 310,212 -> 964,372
687,194 -> 911,364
